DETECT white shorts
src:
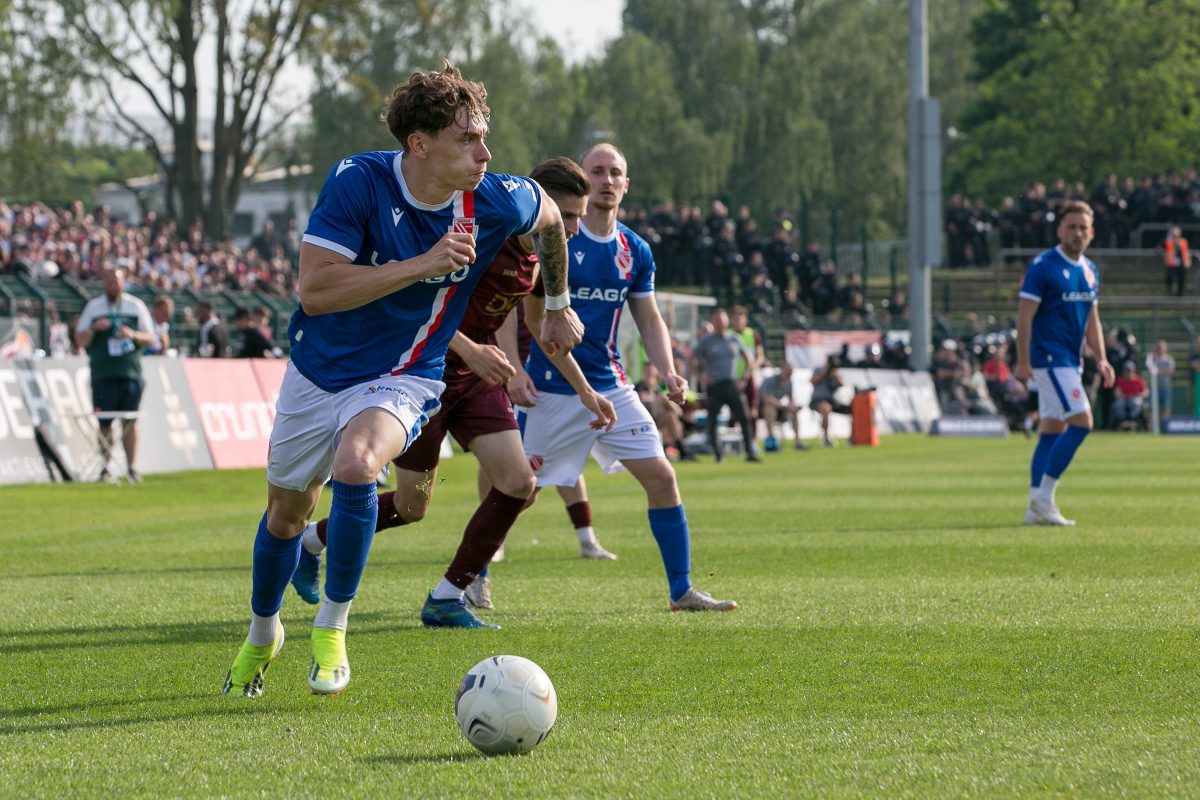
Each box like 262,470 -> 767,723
1032,366 -> 1090,421
521,385 -> 664,487
266,362 -> 444,492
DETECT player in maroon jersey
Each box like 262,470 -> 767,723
485,298 -> 620,567
292,157 -> 616,629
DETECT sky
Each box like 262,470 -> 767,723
99,0 -> 624,134
519,0 -> 625,62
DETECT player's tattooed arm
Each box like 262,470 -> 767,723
528,186 -> 583,354
532,225 -> 569,299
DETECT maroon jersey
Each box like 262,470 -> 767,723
443,238 -> 537,384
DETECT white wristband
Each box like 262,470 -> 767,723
544,291 -> 570,312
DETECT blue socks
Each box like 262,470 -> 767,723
324,481 -> 379,603
250,512 -> 302,617
1030,432 -> 1060,489
1045,425 -> 1089,480
648,505 -> 692,601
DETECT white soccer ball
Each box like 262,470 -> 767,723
454,655 -> 557,755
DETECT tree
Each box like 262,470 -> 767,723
299,0 -> 494,186
951,0 -> 1200,198
48,0 -> 347,238
0,1 -> 80,202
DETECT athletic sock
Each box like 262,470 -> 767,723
1029,432 -> 1060,493
648,504 -> 692,601
250,512 -> 302,619
312,490 -> 409,549
443,488 -> 527,589
301,522 -> 323,555
248,611 -> 279,648
374,490 -> 412,532
313,598 -> 352,631
431,578 -> 462,601
566,500 -> 598,545
323,481 -> 379,604
1037,475 -> 1059,505
1040,425 -> 1090,502
565,499 -> 591,530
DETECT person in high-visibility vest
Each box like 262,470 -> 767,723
1161,226 -> 1191,297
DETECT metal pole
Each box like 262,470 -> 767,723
890,245 -> 898,299
830,206 -> 839,267
907,0 -> 933,369
1148,357 -> 1160,435
800,191 -> 809,249
861,224 -> 869,296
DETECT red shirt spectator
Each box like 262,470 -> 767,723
1115,370 -> 1147,399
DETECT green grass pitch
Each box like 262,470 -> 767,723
1,433 -> 1198,798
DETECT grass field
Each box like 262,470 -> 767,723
2,433 -> 1198,798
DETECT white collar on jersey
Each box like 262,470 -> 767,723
578,219 -> 618,243
391,151 -> 461,212
1054,244 -> 1087,267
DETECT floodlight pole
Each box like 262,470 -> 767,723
907,0 -> 940,370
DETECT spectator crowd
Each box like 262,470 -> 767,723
0,199 -> 299,296
945,170 -> 1200,268
2,196 -> 904,336
622,200 -> 905,331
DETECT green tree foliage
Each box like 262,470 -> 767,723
45,0 -> 348,237
952,0 -> 1200,199
0,1 -> 78,202
584,31 -> 726,204
459,30 -> 583,176
300,0 -> 493,184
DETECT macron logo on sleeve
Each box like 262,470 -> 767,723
502,178 -> 520,192
336,158 -> 357,176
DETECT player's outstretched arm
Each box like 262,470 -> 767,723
629,294 -> 688,404
449,331 -> 516,387
525,295 -> 614,430
298,235 -> 476,315
528,189 -> 583,355
497,309 -> 538,407
542,346 -> 616,431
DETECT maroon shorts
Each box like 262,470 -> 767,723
394,374 -> 517,472
742,378 -> 759,414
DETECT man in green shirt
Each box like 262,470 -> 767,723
74,267 -> 154,481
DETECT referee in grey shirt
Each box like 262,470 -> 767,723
691,308 -> 761,462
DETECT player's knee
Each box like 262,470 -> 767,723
331,445 -> 382,485
640,460 -> 678,501
395,490 -> 429,523
265,505 -> 306,539
494,470 -> 536,500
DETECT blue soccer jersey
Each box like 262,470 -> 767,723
1019,245 -> 1100,368
292,151 -> 542,392
526,220 -> 655,394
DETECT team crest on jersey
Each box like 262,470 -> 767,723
450,217 -> 477,236
615,233 -> 633,279
1082,263 -> 1096,288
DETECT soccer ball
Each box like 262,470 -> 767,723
454,655 -> 557,755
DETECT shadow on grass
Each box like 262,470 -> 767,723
2,691 -> 213,719
360,751 -> 488,766
3,565 -> 248,580
0,611 -> 401,654
0,700 -> 278,736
